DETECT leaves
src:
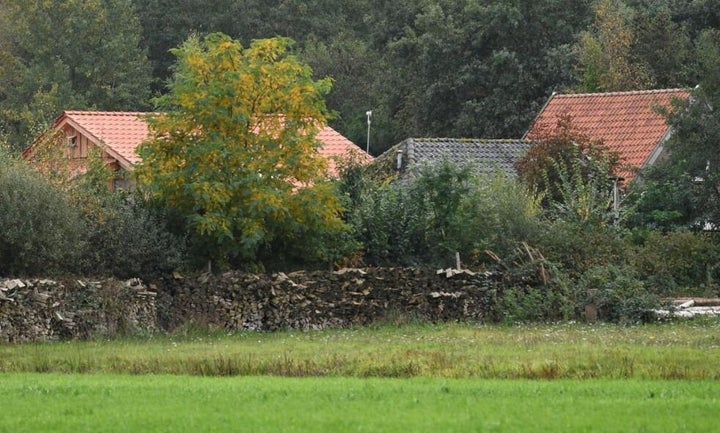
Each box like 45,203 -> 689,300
575,0 -> 653,92
136,33 -> 349,267
0,0 -> 151,150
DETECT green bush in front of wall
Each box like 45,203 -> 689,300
78,193 -> 187,279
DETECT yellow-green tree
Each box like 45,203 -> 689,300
136,33 -> 350,268
575,0 -> 652,92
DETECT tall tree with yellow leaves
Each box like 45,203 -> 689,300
576,0 -> 653,92
136,33 -> 351,269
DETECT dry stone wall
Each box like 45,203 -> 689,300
0,267 -> 497,342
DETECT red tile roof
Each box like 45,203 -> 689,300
51,111 -> 371,176
525,88 -> 690,180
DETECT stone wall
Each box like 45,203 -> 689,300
0,267 -> 497,342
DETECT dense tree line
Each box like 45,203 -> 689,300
1,0 -> 720,154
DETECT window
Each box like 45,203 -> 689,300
66,134 -> 77,147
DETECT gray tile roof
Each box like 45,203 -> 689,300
377,138 -> 532,178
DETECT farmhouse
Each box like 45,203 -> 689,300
525,88 -> 691,182
23,111 -> 372,189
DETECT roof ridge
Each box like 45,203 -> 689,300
409,137 -> 530,142
64,110 -> 152,116
556,88 -> 690,98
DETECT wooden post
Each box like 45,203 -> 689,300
585,289 -> 598,322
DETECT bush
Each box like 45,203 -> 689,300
460,174 -> 542,263
0,151 -> 86,276
577,265 -> 659,323
345,160 -> 541,268
78,193 -> 187,279
487,243 -> 573,323
536,221 -> 628,279
629,231 -> 720,296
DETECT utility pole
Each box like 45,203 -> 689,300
366,110 -> 372,154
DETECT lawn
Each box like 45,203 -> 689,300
1,321 -> 719,432
1,374 -> 718,433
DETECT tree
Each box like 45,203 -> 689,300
381,0 -> 592,143
575,0 -> 653,92
631,5 -> 692,88
623,163 -> 696,231
0,0 -> 152,150
517,115 -> 620,224
517,116 -> 619,204
644,29 -> 720,228
0,146 -> 86,276
136,33 -> 350,268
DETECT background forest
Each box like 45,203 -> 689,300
1,0 -> 718,154
1,0 -> 720,323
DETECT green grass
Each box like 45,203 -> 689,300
0,374 -> 718,433
1,320 -> 719,379
1,322 -> 719,432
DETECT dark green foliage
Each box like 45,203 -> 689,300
0,147 -> 184,278
0,0 -> 152,150
347,178 -> 428,266
345,160 -> 541,268
623,164 -> 697,230
659,30 -> 720,227
488,243 -> 572,323
0,151 -> 85,276
632,5 -> 693,88
78,193 -> 187,280
384,0 -> 592,143
577,264 -> 659,323
536,221 -> 627,280
629,231 -> 720,296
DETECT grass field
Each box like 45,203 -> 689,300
1,374 -> 718,433
1,321 -> 719,379
1,321 -> 719,432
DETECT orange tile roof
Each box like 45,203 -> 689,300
316,125 -> 372,176
52,111 -> 371,175
62,111 -> 150,166
525,88 -> 690,180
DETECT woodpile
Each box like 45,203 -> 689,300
155,267 -> 496,332
0,278 -> 157,343
1,267 -> 498,341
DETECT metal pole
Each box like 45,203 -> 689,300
366,110 -> 372,154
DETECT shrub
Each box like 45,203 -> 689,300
0,150 -> 86,276
78,193 -> 187,279
577,264 -> 659,323
345,159 -> 542,268
536,220 -> 628,279
460,174 -> 542,263
629,231 -> 720,296
487,243 -> 573,323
